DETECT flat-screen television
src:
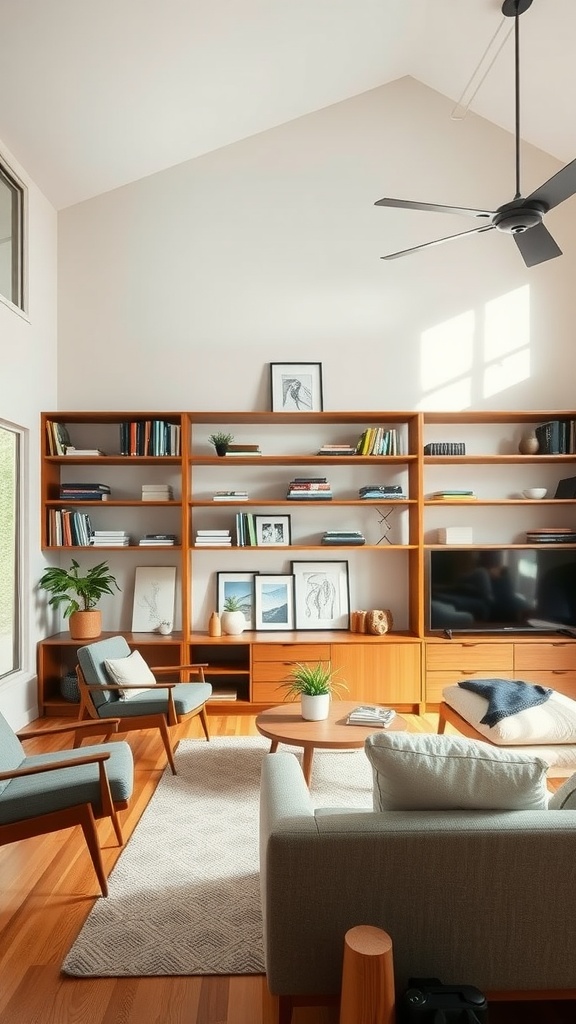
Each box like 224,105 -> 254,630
428,548 -> 576,633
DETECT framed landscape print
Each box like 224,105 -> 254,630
216,571 -> 257,630
255,514 -> 292,547
270,362 -> 323,413
254,574 -> 295,631
291,560 -> 350,630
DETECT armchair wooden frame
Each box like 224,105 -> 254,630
0,719 -> 128,897
75,661 -> 211,775
438,701 -> 500,744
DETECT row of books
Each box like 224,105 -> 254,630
535,419 -> 576,455
48,509 -> 93,546
119,419 -> 180,457
286,477 -> 332,500
424,442 -> 466,456
355,428 -> 401,456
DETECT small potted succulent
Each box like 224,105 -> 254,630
279,662 -> 347,721
209,431 -> 234,457
221,594 -> 246,635
38,558 -> 120,640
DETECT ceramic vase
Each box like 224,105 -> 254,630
301,693 -> 330,721
221,610 -> 245,635
518,431 -> 539,455
208,611 -> 222,636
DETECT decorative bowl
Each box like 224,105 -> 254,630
522,488 -> 547,499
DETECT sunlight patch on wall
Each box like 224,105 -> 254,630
483,285 -> 530,398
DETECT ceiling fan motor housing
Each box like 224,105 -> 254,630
493,200 -> 546,234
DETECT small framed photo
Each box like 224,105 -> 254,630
291,560 -> 350,631
270,362 -> 323,413
254,574 -> 295,631
255,514 -> 292,547
216,571 -> 258,630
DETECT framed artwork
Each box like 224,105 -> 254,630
132,566 -> 177,632
270,362 -> 323,413
291,560 -> 350,631
216,571 -> 257,630
254,574 -> 295,631
255,514 -> 292,547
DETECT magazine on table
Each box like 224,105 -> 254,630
346,705 -> 396,727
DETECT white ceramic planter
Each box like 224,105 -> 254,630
301,693 -> 330,721
221,610 -> 246,635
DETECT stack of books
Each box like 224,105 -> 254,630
224,444 -> 262,456
195,529 -> 232,546
138,533 -> 178,546
346,705 -> 396,727
322,530 -> 365,546
359,484 -> 406,500
64,447 -> 105,456
429,490 -> 477,501
526,527 -> 576,544
212,490 -> 249,502
90,530 -> 131,547
286,477 -> 332,500
59,482 -> 110,501
141,483 -> 174,502
317,443 -> 357,456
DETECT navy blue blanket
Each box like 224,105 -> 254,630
458,678 -> 553,727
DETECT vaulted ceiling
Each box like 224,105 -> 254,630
0,0 -> 574,210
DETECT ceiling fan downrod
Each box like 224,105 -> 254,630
501,0 -> 533,199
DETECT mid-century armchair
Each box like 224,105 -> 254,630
0,713 -> 133,897
75,636 -> 212,774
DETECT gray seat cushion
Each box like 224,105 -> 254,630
0,741 -> 134,824
0,714 -> 25,796
97,683 -> 213,718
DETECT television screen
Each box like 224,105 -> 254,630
428,548 -> 576,633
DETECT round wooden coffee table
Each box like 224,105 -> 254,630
255,700 -> 408,786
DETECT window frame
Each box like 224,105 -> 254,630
0,155 -> 26,314
0,420 -> 23,680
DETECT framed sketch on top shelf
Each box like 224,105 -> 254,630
255,514 -> 292,547
254,574 -> 295,631
291,560 -> 350,631
270,362 -> 323,413
216,571 -> 257,630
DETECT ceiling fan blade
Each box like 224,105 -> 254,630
526,157 -> 576,213
374,197 -> 495,219
381,224 -> 495,261
513,223 -> 562,268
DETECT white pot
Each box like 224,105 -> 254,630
221,610 -> 246,635
301,693 -> 330,721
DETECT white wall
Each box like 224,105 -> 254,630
0,141 -> 58,726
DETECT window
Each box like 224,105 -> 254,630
0,158 -> 24,311
0,423 -> 21,677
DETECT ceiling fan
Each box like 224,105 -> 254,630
375,0 -> 576,268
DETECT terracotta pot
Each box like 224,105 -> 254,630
69,609 -> 102,640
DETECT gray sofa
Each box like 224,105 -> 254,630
259,752 -> 576,1018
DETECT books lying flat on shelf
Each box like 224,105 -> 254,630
59,483 -> 111,500
359,485 -> 406,500
526,528 -> 576,543
317,445 -> 357,456
139,533 -> 178,546
225,444 -> 261,452
64,448 -> 105,456
208,688 -> 238,701
346,705 -> 396,727
322,531 -> 366,546
212,491 -> 249,501
287,477 -> 332,499
195,529 -> 232,546
141,484 -> 174,501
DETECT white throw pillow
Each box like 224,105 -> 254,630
364,731 -> 549,811
104,649 -> 156,699
443,683 -> 576,745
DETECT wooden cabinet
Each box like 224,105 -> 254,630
330,640 -> 421,706
514,642 -> 576,699
251,640 -> 331,704
424,640 -> 514,703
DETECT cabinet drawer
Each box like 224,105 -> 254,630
252,644 -> 331,664
425,642 -> 513,672
330,643 -> 421,704
514,643 -> 576,672
252,659 -> 330,685
251,682 -> 295,704
426,669 -> 516,703
510,669 -> 576,700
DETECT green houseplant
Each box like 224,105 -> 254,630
38,558 -> 120,640
280,662 -> 347,721
208,431 -> 234,456
221,593 -> 246,635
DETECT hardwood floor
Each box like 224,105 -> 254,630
0,712 -> 570,1024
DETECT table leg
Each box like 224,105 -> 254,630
269,740 -> 279,753
301,745 -> 314,786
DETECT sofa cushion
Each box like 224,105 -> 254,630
104,649 -> 156,698
549,773 -> 576,810
364,731 -> 549,811
443,683 -> 576,745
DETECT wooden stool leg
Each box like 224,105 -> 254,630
339,925 -> 395,1024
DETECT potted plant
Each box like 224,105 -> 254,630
221,594 -> 246,635
38,558 -> 121,640
209,431 -> 234,457
279,662 -> 347,721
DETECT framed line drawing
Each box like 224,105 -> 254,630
254,574 -> 295,631
255,514 -> 292,547
131,566 -> 177,632
291,560 -> 350,631
216,571 -> 258,630
270,362 -> 323,413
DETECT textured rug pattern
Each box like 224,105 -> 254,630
62,735 -> 372,977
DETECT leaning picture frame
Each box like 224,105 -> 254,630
291,560 -> 350,631
132,566 -> 177,632
270,362 -> 323,413
255,514 -> 292,547
216,571 -> 258,630
254,574 -> 295,631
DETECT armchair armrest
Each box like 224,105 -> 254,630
17,719 -> 120,741
0,749 -> 110,783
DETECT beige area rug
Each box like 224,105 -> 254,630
62,735 -> 373,977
